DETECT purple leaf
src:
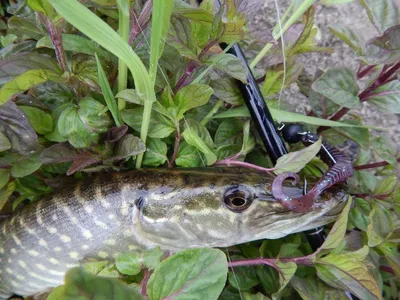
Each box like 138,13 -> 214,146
66,151 -> 101,176
104,125 -> 129,143
39,143 -> 79,164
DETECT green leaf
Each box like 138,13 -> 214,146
173,7 -> 214,23
316,246 -> 382,300
147,248 -> 228,300
1,34 -> 17,48
174,84 -> 213,120
175,142 -> 203,167
0,181 -> 16,211
142,247 -> 164,270
243,292 -> 269,300
8,16 -> 45,41
82,260 -> 110,275
378,242 -> 400,277
228,260 -> 259,291
372,135 -> 398,166
0,53 -> 60,86
241,120 -> 255,155
355,170 -> 377,193
291,276 -> 350,300
207,53 -> 248,83
122,108 -> 175,139
274,137 -> 322,174
360,0 -> 399,33
116,252 -> 142,276
213,106 -> 381,129
374,175 -> 398,195
19,106 -> 53,135
328,24 -> 365,54
0,69 -> 61,105
37,34 -> 111,59
167,16 -> 199,61
182,119 -> 216,166
320,196 -> 353,251
271,260 -> 297,300
367,201 -> 394,247
333,120 -> 371,149
262,63 -> 304,97
0,132 -> 11,152
116,89 -> 143,105
143,138 -> 168,167
311,68 -> 360,109
62,267 -> 143,299
114,134 -> 146,159
214,119 -> 243,148
367,80 -> 400,114
95,54 -> 120,127
0,169 -> 9,190
211,77 -> 243,105
27,0 -> 54,18
58,105 -> 97,148
4,153 -> 42,178
78,98 -> 112,132
348,198 -> 371,232
47,286 -> 66,300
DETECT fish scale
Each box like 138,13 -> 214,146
0,168 -> 348,298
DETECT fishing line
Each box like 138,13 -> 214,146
225,247 -> 244,300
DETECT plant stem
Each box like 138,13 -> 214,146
117,0 -> 130,110
200,99 -> 224,126
228,254 -> 315,269
214,158 -> 275,173
318,62 -> 400,133
169,128 -> 181,167
41,15 -> 68,72
354,158 -> 400,170
357,64 -> 376,79
140,269 -> 152,296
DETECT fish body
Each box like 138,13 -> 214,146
0,168 -> 348,298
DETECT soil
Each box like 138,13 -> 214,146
248,0 -> 400,145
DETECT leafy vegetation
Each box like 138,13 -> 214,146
0,0 -> 399,299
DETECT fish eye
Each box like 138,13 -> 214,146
223,185 -> 253,212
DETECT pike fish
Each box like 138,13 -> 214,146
0,168 -> 348,298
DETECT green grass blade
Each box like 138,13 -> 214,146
117,0 -> 130,110
149,0 -> 173,86
95,54 -> 121,127
49,0 -> 156,169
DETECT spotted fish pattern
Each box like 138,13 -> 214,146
0,168 -> 348,298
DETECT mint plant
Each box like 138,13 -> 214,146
0,0 -> 399,299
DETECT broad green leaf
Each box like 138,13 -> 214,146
8,16 -> 45,41
271,260 -> 297,300
211,77 -> 244,106
122,108 -> 175,139
215,144 -> 242,160
372,135 -> 398,166
0,101 -> 40,155
360,0 -> 399,33
0,132 -> 11,152
311,68 -> 360,109
95,54 -> 120,127
142,247 -> 164,270
82,260 -> 110,275
355,170 -> 377,193
243,292 -> 269,300
0,34 -> 17,47
58,105 -> 98,148
274,137 -> 322,174
147,248 -> 228,300
207,53 -> 248,83
333,120 -> 370,149
167,16 -> 199,61
71,54 -> 99,88
0,69 -> 61,105
363,26 -> 400,65
47,286 -> 66,300
174,84 -> 213,120
214,119 -> 243,148
316,246 -> 382,300
63,267 -> 143,299
0,181 -> 16,211
320,196 -> 353,251
367,202 -> 394,247
32,81 -> 74,111
213,106 -> 382,129
19,106 -> 53,135
182,119 -> 216,165
291,276 -> 350,300
367,80 -> 400,114
374,175 -> 397,195
114,134 -> 146,159
5,153 -> 42,178
0,41 -> 37,60
328,24 -> 365,54
228,259 -> 259,291
262,63 -> 304,97
348,198 -> 371,232
78,98 -> 112,132
37,34 -> 111,60
378,242 -> 400,277
173,7 -> 214,23
0,169 -> 9,190
116,252 -> 141,276
241,120 -> 255,155
143,138 -> 168,167
115,89 -> 143,105
175,142 -> 203,167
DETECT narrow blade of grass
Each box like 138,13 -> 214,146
95,54 -> 121,127
117,0 -> 130,110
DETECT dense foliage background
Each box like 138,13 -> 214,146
0,0 -> 399,299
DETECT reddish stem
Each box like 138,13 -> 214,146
169,129 -> 181,167
129,0 -> 153,44
214,159 -> 275,173
380,265 -> 395,275
140,269 -> 152,296
173,40 -> 219,93
357,65 -> 376,79
353,158 -> 400,170
228,254 -> 315,269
